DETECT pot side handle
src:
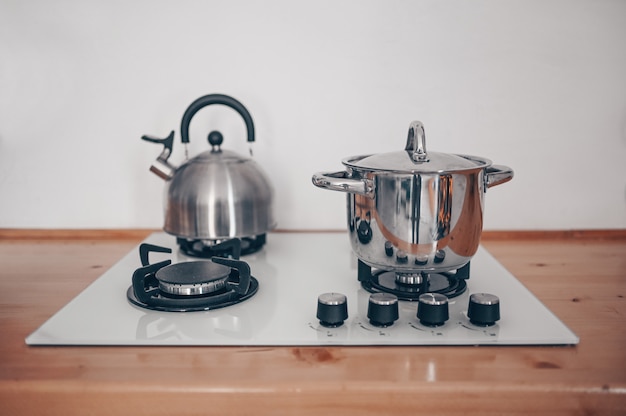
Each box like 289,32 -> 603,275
312,171 -> 374,197
485,165 -> 514,189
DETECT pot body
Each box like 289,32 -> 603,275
344,166 -> 485,273
312,120 -> 513,273
164,156 -> 275,240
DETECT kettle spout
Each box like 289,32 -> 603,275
142,131 -> 176,181
149,159 -> 176,181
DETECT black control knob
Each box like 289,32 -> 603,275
367,293 -> 399,327
415,254 -> 429,266
434,249 -> 446,264
417,293 -> 449,326
357,220 -> 373,244
384,241 -> 394,257
396,250 -> 408,264
316,293 -> 348,327
467,293 -> 500,326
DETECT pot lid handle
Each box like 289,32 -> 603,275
405,121 -> 428,162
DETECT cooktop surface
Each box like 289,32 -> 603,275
26,232 -> 579,346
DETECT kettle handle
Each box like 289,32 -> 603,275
180,94 -> 255,144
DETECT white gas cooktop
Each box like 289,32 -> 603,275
26,232 -> 578,346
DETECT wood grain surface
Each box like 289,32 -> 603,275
0,230 -> 624,415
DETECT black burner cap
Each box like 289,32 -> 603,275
155,261 -> 231,285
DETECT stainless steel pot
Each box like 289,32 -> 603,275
312,121 -> 513,273
142,94 -> 276,240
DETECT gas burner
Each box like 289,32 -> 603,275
359,260 -> 469,301
177,234 -> 266,259
127,243 -> 258,312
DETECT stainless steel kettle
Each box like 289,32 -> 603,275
142,94 -> 276,241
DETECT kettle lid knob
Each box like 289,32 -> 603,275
208,130 -> 224,151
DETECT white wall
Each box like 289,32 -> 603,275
1,0 -> 625,231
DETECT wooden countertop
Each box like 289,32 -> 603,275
0,229 -> 625,415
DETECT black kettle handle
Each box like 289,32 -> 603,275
180,94 -> 255,144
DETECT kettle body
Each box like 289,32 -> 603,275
142,94 -> 276,240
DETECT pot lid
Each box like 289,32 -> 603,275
342,121 -> 492,173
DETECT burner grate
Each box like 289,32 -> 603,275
127,243 -> 258,312
359,260 -> 469,301
177,235 -> 266,259
126,279 -> 259,312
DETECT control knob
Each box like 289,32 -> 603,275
316,293 -> 348,327
367,293 -> 399,327
356,220 -> 373,244
415,254 -> 429,266
384,241 -> 394,257
467,293 -> 500,326
417,293 -> 449,326
434,249 -> 446,264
